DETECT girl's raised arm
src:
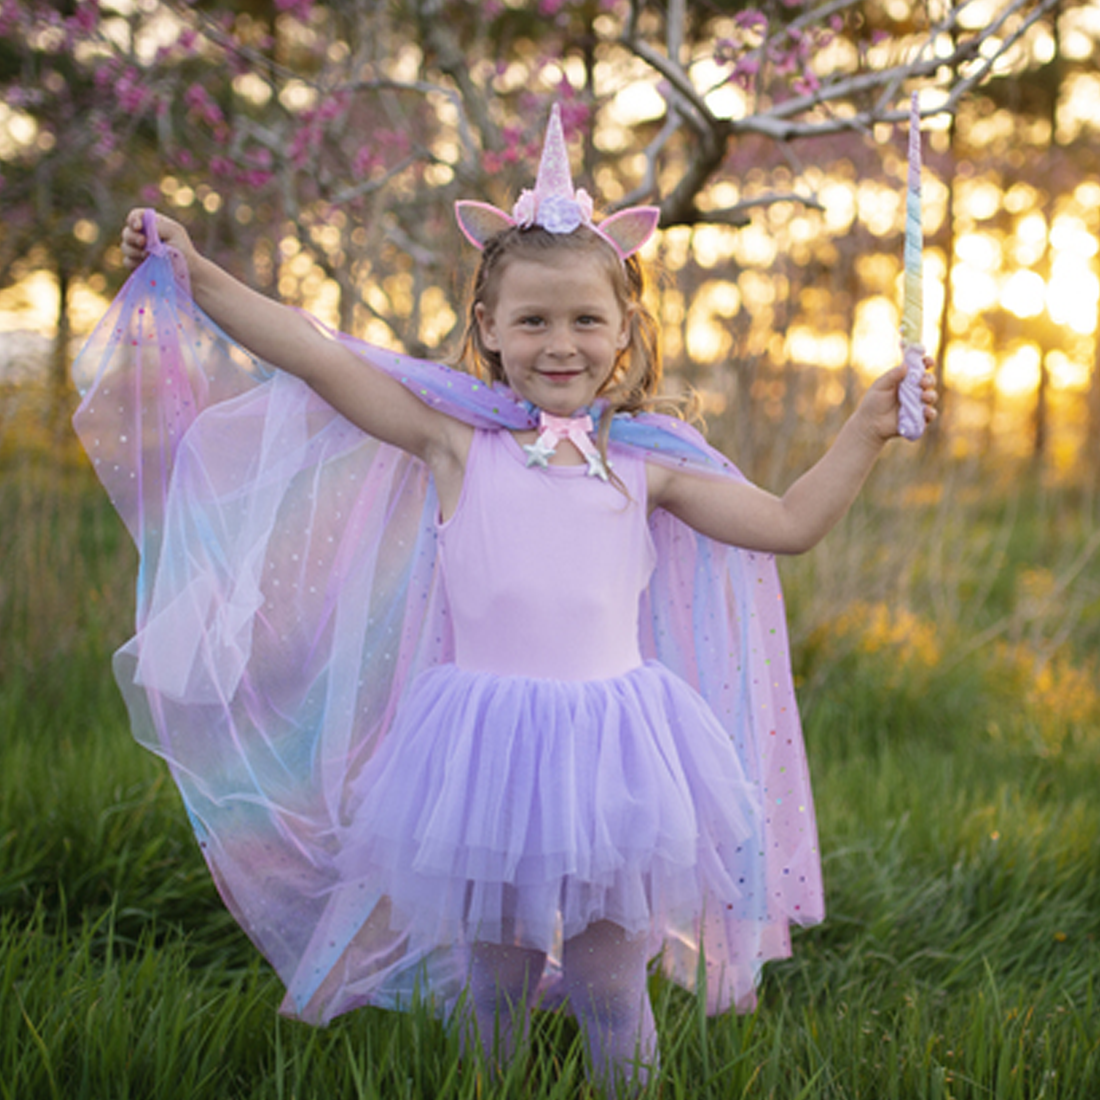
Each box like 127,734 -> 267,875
648,363 -> 937,555
121,210 -> 471,482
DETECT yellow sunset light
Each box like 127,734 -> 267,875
997,345 -> 1042,397
1012,212 -> 1047,265
1047,350 -> 1089,391
1002,270 -> 1045,319
850,296 -> 896,373
955,231 -> 1002,271
1047,259 -> 1099,335
0,271 -> 59,333
786,326 -> 849,370
953,266 -> 999,314
945,346 -> 996,393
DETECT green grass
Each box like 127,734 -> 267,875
2,421 -> 1099,1098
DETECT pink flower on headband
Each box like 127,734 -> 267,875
456,104 -> 660,261
512,189 -> 537,227
539,196 -> 582,233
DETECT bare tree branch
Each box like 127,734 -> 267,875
677,190 -> 826,228
618,0 -> 1060,225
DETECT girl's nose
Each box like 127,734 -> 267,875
547,323 -> 575,357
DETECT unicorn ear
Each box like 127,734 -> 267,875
454,201 -> 515,249
597,206 -> 661,259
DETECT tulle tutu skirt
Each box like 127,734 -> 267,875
338,660 -> 764,959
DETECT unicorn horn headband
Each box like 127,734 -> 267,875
455,104 -> 660,261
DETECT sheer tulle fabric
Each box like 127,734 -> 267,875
72,245 -> 823,1023
343,661 -> 761,950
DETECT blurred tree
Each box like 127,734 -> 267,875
0,0 -> 158,395
939,0 -> 1099,467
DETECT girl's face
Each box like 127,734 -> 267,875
474,252 -> 632,416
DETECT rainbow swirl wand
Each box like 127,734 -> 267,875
897,91 -> 927,440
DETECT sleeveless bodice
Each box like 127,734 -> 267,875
438,429 -> 656,681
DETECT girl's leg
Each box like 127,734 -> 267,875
467,940 -> 547,1066
562,920 -> 658,1095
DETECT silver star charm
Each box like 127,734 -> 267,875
523,436 -> 556,468
585,451 -> 610,481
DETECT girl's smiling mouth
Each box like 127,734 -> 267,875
540,369 -> 584,382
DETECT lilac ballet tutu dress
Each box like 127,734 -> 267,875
341,430 -> 760,962
71,243 -> 824,1025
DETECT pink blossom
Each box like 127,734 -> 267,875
92,126 -> 116,159
184,82 -> 227,135
558,100 -> 590,134
770,44 -> 798,77
730,56 -> 759,89
0,0 -> 20,38
241,169 -> 273,188
67,2 -> 98,35
317,93 -> 350,123
734,10 -> 766,32
287,125 -> 320,169
94,60 -> 118,90
114,68 -> 148,114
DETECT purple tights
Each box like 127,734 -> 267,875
467,921 -> 658,1095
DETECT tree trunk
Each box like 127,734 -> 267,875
1086,269 -> 1100,484
50,262 -> 73,435
1033,2 -> 1063,465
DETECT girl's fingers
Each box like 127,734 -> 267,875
120,208 -> 157,267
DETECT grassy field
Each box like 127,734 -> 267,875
2,410 -> 1099,1099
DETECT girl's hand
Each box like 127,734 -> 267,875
120,209 -> 196,269
857,355 -> 938,442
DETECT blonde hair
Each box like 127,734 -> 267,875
457,225 -> 663,455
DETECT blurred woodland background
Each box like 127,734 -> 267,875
1,0 -> 1098,479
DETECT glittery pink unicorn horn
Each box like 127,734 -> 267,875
897,91 -> 928,441
455,104 -> 660,261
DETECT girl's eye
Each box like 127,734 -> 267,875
520,316 -> 544,327
577,315 -> 601,327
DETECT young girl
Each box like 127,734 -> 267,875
78,106 -> 935,1094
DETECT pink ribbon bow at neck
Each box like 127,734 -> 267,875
523,411 -> 610,481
